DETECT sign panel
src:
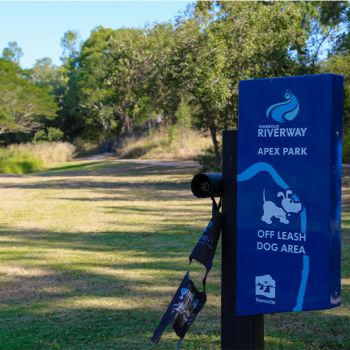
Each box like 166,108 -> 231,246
236,74 -> 343,316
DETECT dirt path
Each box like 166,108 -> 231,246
115,158 -> 197,167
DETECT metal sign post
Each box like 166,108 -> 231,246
221,130 -> 264,350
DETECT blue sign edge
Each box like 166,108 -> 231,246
329,74 -> 343,308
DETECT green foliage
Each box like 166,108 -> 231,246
30,57 -> 66,98
47,127 -> 64,141
34,129 -> 47,141
322,54 -> 350,163
0,59 -> 58,138
176,99 -> 192,131
165,1 -> 344,167
0,148 -> 44,174
167,124 -> 179,146
60,30 -> 81,63
35,127 -> 64,142
2,41 -> 23,64
196,145 -> 222,172
133,96 -> 156,126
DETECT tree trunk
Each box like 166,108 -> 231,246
209,122 -> 221,168
123,114 -> 132,134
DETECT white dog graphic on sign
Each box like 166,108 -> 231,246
261,189 -> 302,225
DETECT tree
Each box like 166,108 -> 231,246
0,59 -> 58,138
60,30 -> 81,64
168,1 -> 349,167
61,27 -> 118,142
315,1 -> 350,56
30,58 -> 66,103
2,41 -> 23,64
69,26 -> 169,142
169,2 -> 310,165
172,14 -> 230,163
46,1 -> 349,162
59,30 -> 84,138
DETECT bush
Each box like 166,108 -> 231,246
0,149 -> 44,174
34,130 -> 47,142
195,145 -> 222,172
35,128 -> 64,142
47,128 -> 64,141
72,137 -> 99,157
118,129 -> 211,160
8,142 -> 76,164
0,142 -> 76,174
167,125 -> 179,146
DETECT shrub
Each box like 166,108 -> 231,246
195,145 -> 222,172
47,128 -> 64,141
35,128 -> 64,142
0,142 -> 76,174
34,130 -> 47,142
167,125 -> 179,146
8,142 -> 76,164
72,137 -> 99,156
0,149 -> 44,174
118,129 -> 211,160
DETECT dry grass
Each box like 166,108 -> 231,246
119,129 -> 211,160
7,142 -> 76,164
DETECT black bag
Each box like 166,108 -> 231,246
151,272 -> 206,344
189,201 -> 222,273
151,199 -> 222,349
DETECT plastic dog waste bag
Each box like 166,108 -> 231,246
189,202 -> 222,273
151,272 -> 206,344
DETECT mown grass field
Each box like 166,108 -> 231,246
0,159 -> 349,350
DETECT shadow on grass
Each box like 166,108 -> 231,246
0,223 -> 215,263
0,178 -> 190,191
0,164 -> 197,202
0,223 -> 221,350
44,161 -> 102,173
40,161 -> 197,178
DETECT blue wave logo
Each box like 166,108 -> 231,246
266,91 -> 299,123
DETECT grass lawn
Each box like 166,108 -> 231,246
0,160 -> 348,349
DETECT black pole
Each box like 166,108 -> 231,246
221,130 -> 264,350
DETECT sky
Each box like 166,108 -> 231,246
0,1 -> 191,68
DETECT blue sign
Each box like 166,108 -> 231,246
236,74 -> 343,316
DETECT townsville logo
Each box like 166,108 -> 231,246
266,91 -> 299,123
